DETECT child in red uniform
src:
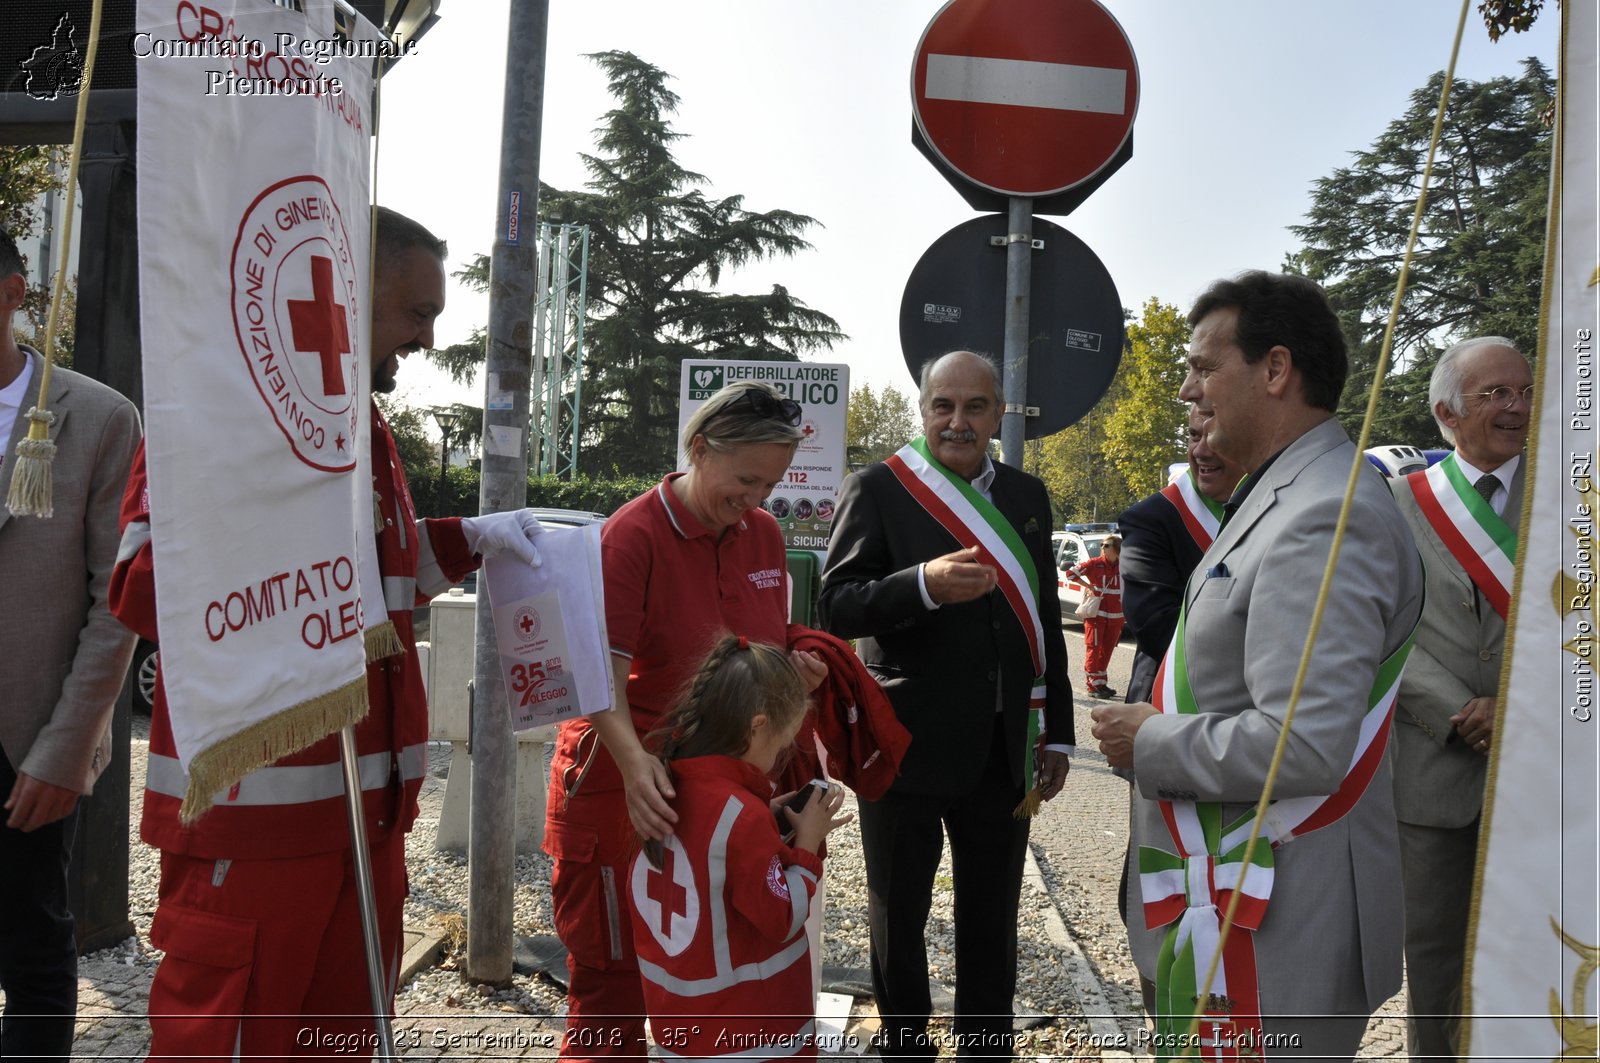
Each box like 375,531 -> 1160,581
1072,535 -> 1124,698
627,635 -> 850,1061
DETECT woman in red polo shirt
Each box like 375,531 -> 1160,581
544,381 -> 824,1062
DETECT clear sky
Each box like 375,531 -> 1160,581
373,0 -> 1557,423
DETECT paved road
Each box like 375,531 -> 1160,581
57,620 -> 1410,1060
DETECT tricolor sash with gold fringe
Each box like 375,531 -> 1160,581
1405,454 -> 1517,619
1138,606 -> 1416,1061
1160,470 -> 1227,551
883,439 -> 1048,804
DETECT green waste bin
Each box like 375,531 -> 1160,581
786,550 -> 820,626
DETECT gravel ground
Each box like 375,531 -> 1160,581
61,624 -> 1408,1060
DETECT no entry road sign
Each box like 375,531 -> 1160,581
912,0 -> 1139,198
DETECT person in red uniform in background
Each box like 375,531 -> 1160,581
111,208 -> 545,1060
1071,535 -> 1123,699
544,381 -> 827,1061
627,635 -> 850,1061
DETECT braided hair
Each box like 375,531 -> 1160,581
640,634 -> 808,866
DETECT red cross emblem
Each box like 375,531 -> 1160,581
645,846 -> 690,935
519,613 -> 536,635
287,255 -> 352,396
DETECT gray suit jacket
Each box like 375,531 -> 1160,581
0,347 -> 141,792
1388,459 -> 1522,827
1127,418 -> 1424,1016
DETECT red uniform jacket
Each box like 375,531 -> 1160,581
1070,555 -> 1123,621
110,404 -> 478,858
628,755 -> 824,1060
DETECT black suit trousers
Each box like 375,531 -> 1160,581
0,753 -> 80,1062
858,715 -> 1030,1061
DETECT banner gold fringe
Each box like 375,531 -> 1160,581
364,619 -> 403,661
180,676 -> 370,822
1012,786 -> 1042,819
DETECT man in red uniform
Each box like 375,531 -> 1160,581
1071,535 -> 1123,698
112,208 -> 542,1059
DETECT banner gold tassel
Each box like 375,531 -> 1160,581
6,0 -> 105,518
180,677 -> 371,822
5,409 -> 58,516
1012,785 -> 1043,819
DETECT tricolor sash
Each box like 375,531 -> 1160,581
883,439 -> 1048,800
1405,454 -> 1517,619
1160,470 -> 1227,550
1138,606 -> 1416,1061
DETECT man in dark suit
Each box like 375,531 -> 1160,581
1117,409 -> 1246,704
0,228 -> 141,1056
818,350 -> 1073,1061
1389,337 -> 1530,1061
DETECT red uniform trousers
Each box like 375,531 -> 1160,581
1083,616 -> 1125,690
146,831 -> 406,1063
545,745 -> 648,1063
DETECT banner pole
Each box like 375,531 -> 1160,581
339,725 -> 397,1061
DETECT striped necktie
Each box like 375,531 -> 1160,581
1472,474 -> 1501,616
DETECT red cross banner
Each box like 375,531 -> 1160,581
134,0 -> 385,809
1462,2 -> 1599,1056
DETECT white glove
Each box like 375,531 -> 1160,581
461,510 -> 545,567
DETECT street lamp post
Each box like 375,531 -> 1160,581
432,408 -> 460,516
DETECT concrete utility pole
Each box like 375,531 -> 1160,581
467,0 -> 550,985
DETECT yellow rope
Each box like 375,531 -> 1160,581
5,0 -> 105,518
1177,1 -> 1474,1053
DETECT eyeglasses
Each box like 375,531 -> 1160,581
732,388 -> 803,426
1467,385 -> 1535,410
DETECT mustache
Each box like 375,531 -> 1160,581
938,429 -> 979,443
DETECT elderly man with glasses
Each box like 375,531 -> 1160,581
1387,335 -> 1532,1061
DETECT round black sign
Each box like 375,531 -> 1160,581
899,214 -> 1124,438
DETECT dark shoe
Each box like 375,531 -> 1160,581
1092,684 -> 1117,699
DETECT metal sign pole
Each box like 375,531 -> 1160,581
1000,195 -> 1034,466
338,725 -> 396,1061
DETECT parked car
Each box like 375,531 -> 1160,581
1364,444 -> 1431,479
1053,522 -> 1118,622
132,638 -> 159,715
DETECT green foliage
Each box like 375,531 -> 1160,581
0,145 -> 63,240
1,145 -> 74,365
1101,299 -> 1189,499
536,51 -> 845,475
1478,0 -> 1545,41
525,473 -> 658,514
427,256 -> 490,386
1027,404 -> 1133,526
1289,60 -> 1553,447
845,382 -> 917,465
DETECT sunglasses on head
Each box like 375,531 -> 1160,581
732,387 -> 803,427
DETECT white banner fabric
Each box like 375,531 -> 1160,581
1463,2 -> 1599,1057
135,0 -> 384,815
